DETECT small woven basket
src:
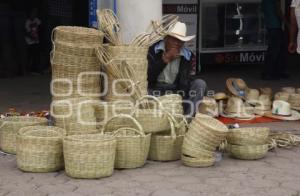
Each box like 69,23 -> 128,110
133,95 -> 171,133
227,127 -> 270,145
63,133 -> 116,179
17,126 -> 66,172
227,144 -> 269,160
181,154 -> 215,168
0,116 -> 48,154
52,26 -> 104,44
157,94 -> 184,115
148,115 -> 187,161
103,114 -> 151,169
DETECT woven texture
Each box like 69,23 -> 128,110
0,116 -> 48,154
103,114 -> 151,169
157,94 -> 184,115
17,126 -> 66,172
181,113 -> 228,167
63,134 -> 116,179
227,127 -> 270,145
227,144 -> 269,160
148,115 -> 187,161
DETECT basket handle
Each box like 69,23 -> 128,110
102,114 -> 144,136
112,127 -> 144,137
95,46 -> 111,65
134,95 -> 165,110
268,139 -> 277,150
51,27 -> 57,44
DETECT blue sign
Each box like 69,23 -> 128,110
89,0 -> 98,28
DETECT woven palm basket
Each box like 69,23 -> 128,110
17,126 -> 66,172
227,144 -> 269,160
148,115 -> 187,161
0,116 -> 48,154
288,93 -> 300,107
181,154 -> 215,168
51,98 -> 98,135
133,96 -> 171,133
157,94 -> 184,115
103,114 -> 151,169
52,26 -> 104,44
227,127 -> 270,145
63,134 -> 116,179
51,51 -> 100,67
53,41 -> 102,57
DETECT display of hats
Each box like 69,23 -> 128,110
181,114 -> 228,167
288,93 -> 300,111
274,92 -> 290,102
222,96 -> 255,120
264,100 -> 300,121
245,89 -> 260,105
226,78 -> 248,98
198,97 -> 219,117
281,87 -> 296,94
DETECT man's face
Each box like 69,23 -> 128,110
164,36 -> 184,52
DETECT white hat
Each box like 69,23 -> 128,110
264,100 -> 300,121
167,22 -> 195,42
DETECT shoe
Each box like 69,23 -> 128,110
261,73 -> 280,80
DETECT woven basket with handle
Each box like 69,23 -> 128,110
148,114 -> 187,161
227,127 -> 270,145
103,114 -> 151,169
0,116 -> 48,154
63,133 -> 116,179
157,94 -> 184,115
17,126 -> 66,172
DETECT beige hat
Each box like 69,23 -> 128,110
245,89 -> 260,105
167,22 -> 195,42
281,87 -> 296,94
214,92 -> 228,101
274,92 -> 290,102
254,95 -> 272,115
297,88 -> 300,94
260,87 -> 272,96
288,93 -> 300,111
226,78 -> 248,99
264,100 -> 300,121
198,97 -> 219,117
222,96 -> 255,120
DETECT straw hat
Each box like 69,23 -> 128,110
254,95 -> 272,114
198,97 -> 219,117
274,92 -> 290,102
297,88 -> 300,94
167,22 -> 195,42
264,100 -> 300,121
245,89 -> 260,105
222,96 -> 255,120
214,92 -> 228,101
226,78 -> 248,98
260,87 -> 272,96
281,87 -> 296,94
288,93 -> 300,111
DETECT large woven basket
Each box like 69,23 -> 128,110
148,115 -> 187,161
51,98 -> 98,135
63,134 -> 116,179
227,127 -> 270,145
133,95 -> 171,133
0,116 -> 48,154
227,144 -> 269,160
51,51 -> 100,67
53,41 -> 101,57
52,26 -> 104,44
17,126 -> 66,172
181,154 -> 215,168
103,114 -> 151,169
157,94 -> 184,115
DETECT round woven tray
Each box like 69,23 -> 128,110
0,116 -> 48,154
17,126 -> 66,172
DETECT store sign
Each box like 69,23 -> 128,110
201,51 -> 265,65
89,0 -> 98,28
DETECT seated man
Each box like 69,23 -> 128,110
147,21 -> 207,117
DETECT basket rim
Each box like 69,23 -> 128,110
64,133 -> 114,142
0,116 -> 48,124
18,126 -> 66,139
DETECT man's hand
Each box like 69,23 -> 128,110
288,42 -> 297,54
162,47 -> 180,64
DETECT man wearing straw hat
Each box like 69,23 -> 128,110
147,21 -> 207,117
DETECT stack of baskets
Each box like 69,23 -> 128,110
226,127 -> 270,160
51,97 -> 98,135
51,26 -> 104,101
103,45 -> 149,102
0,116 -> 48,154
181,113 -> 228,167
17,126 -> 66,172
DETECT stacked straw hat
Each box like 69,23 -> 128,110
181,113 -> 228,167
226,127 -> 271,160
51,26 -> 104,100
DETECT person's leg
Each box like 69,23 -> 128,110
185,79 -> 207,117
262,29 -> 281,80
